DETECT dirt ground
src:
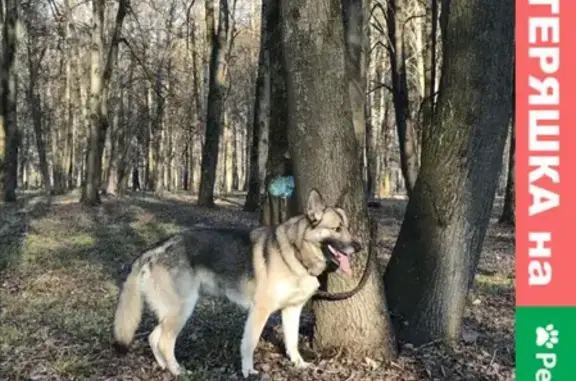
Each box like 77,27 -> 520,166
0,191 -> 515,381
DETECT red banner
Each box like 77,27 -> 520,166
516,0 -> 576,306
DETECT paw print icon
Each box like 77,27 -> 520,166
536,324 -> 559,349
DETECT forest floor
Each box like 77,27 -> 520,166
0,190 -> 515,381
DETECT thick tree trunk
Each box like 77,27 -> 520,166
113,64 -> 134,195
499,122 -> 515,225
197,0 -> 229,207
81,0 -> 127,205
82,0 -> 106,205
1,0 -> 19,202
280,0 -> 396,357
244,0 -> 271,212
383,0 -> 514,345
386,0 -> 419,197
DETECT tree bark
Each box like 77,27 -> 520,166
25,27 -> 51,195
1,0 -> 19,203
342,0 -> 368,156
420,0 -> 438,132
386,0 -> 420,197
81,0 -> 128,205
189,18 -> 203,193
383,0 -> 514,345
259,0 -> 296,227
499,122 -> 515,225
280,0 -> 396,357
244,0 -> 271,212
197,0 -> 230,207
64,0 -> 74,190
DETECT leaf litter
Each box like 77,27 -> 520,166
0,191 -> 514,381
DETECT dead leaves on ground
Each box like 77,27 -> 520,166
0,192 -> 515,381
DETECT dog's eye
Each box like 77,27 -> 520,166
334,226 -> 341,233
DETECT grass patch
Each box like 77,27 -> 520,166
474,273 -> 514,299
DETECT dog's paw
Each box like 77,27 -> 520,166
241,367 -> 259,378
152,361 -> 167,371
168,364 -> 186,377
290,356 -> 311,369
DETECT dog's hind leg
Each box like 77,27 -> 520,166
240,304 -> 271,378
146,266 -> 200,376
281,303 -> 310,369
148,325 -> 167,370
158,279 -> 200,376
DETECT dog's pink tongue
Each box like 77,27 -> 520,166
339,254 -> 351,275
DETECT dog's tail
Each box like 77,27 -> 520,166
113,234 -> 182,353
113,257 -> 145,353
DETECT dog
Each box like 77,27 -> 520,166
112,189 -> 361,378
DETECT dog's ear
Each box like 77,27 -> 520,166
335,207 -> 349,227
306,189 -> 325,224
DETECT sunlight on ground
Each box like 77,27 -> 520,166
0,194 -> 515,381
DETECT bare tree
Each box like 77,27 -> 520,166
1,0 -> 20,202
243,0 -> 270,212
385,0 -> 420,196
281,0 -> 397,357
24,24 -> 50,195
383,0 -> 514,345
81,0 -> 128,205
197,0 -> 230,207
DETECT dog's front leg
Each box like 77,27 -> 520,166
240,305 -> 270,378
281,303 -> 310,369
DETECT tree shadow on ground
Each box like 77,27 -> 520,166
0,192 -> 51,272
128,193 -> 260,229
1,193 -> 279,380
0,193 -> 515,380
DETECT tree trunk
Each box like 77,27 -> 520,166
145,85 -> 154,190
25,38 -> 51,195
244,0 -> 271,212
152,65 -> 166,196
420,0 -> 437,132
65,0 -> 78,190
383,0 -> 514,345
366,46 -> 383,198
259,0 -> 297,227
223,111 -> 234,194
197,0 -> 230,207
187,17 -> 203,194
280,0 -> 396,357
64,4 -> 74,190
1,0 -> 19,203
386,0 -> 419,196
81,0 -> 128,205
499,121 -> 515,225
342,0 -> 368,158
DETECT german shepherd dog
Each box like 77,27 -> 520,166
113,189 -> 361,377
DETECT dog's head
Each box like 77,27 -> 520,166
301,189 -> 362,275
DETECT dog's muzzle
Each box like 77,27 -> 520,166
322,239 -> 362,275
